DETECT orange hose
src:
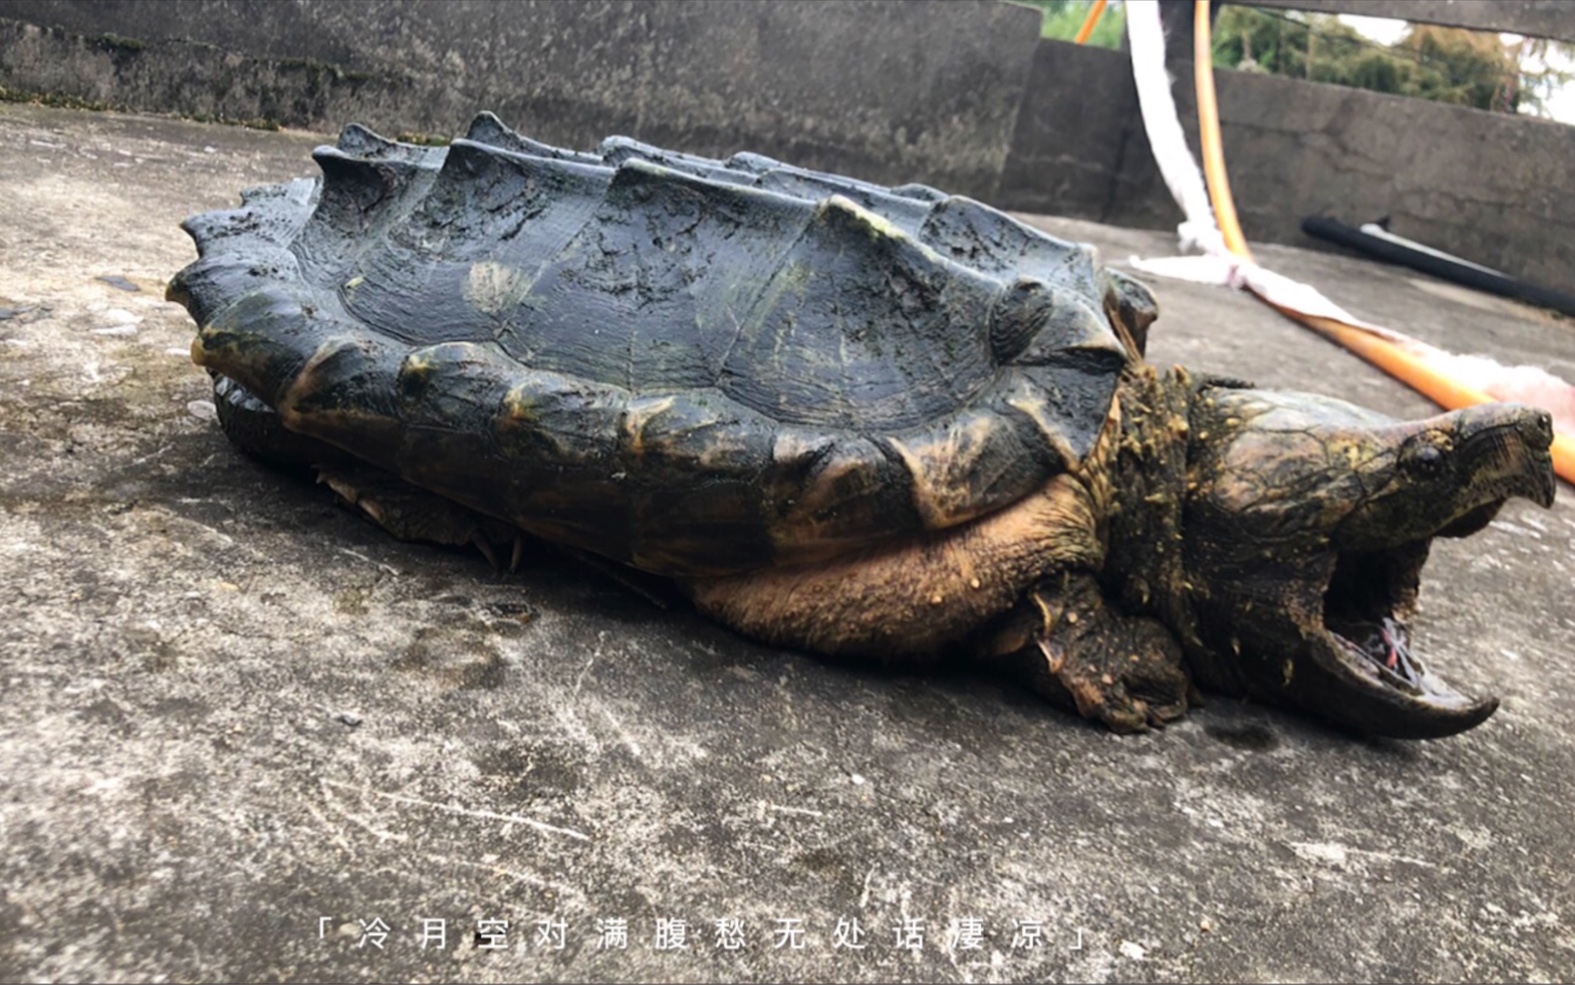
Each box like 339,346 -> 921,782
1075,0 -> 1108,45
1191,1 -> 1250,259
1189,0 -> 1575,484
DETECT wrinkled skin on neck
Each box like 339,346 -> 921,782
1107,367 -> 1557,738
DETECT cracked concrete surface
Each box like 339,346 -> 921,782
2,102 -> 1573,982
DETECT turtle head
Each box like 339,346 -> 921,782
1177,383 -> 1556,738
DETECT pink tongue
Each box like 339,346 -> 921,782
1336,617 -> 1420,688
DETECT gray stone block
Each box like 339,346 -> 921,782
0,0 -> 1042,198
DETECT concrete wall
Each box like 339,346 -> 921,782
1,0 -> 1571,291
996,35 -> 1575,293
0,0 -> 1042,200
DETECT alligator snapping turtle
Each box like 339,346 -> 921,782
168,114 -> 1556,739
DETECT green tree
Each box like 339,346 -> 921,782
1210,6 -> 1572,116
1017,0 -> 1128,49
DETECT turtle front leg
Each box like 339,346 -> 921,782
985,572 -> 1193,733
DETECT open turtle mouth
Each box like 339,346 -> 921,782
1301,418 -> 1555,737
1322,542 -> 1430,693
1304,498 -> 1518,737
1298,539 -> 1502,737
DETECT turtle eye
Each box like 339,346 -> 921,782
1402,442 -> 1446,477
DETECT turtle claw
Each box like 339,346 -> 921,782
1017,578 -> 1193,734
472,531 -> 501,570
472,530 -> 531,573
1041,637 -> 1181,734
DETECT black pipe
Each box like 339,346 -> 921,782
1301,217 -> 1575,319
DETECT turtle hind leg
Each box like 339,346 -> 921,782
211,373 -> 534,572
210,374 -> 356,473
315,464 -> 529,572
983,572 -> 1193,733
317,463 -> 678,607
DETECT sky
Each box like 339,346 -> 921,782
1339,13 -> 1575,124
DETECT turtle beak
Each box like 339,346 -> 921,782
1332,403 -> 1556,550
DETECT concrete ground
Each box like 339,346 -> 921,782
1,102 -> 1572,983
